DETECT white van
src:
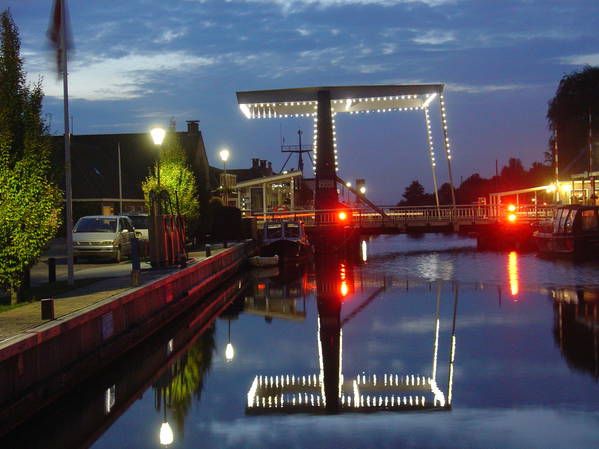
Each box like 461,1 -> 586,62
72,215 -> 134,262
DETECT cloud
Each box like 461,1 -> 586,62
382,43 -> 397,55
559,53 -> 599,66
234,0 -> 457,14
296,27 -> 311,36
30,51 -> 216,101
197,408 -> 599,448
154,28 -> 188,43
371,313 -> 540,335
447,82 -> 530,94
413,30 -> 456,45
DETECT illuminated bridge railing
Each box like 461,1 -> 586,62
249,204 -> 555,228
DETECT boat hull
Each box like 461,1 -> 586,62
261,239 -> 312,260
533,231 -> 599,257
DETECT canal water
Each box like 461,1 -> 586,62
3,234 -> 599,448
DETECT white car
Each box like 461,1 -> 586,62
125,213 -> 149,241
72,215 -> 135,262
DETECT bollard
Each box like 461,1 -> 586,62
205,244 -> 211,257
41,298 -> 55,320
130,237 -> 141,270
131,269 -> 141,287
48,257 -> 56,283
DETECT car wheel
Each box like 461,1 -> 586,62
114,247 -> 122,263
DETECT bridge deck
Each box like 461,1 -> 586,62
251,204 -> 553,233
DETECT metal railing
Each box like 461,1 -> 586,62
246,204 -> 555,228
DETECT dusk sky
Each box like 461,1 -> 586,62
4,0 -> 599,203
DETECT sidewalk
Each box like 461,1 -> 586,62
0,246 -> 227,343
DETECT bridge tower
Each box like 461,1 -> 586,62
315,90 -> 340,212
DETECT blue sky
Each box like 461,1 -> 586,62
4,0 -> 599,203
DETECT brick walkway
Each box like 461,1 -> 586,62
0,249 -> 221,343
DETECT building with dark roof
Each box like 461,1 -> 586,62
50,121 -> 281,221
51,120 -> 210,218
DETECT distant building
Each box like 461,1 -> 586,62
51,120 -> 211,220
50,122 -> 290,220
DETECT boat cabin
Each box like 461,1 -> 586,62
263,221 -> 304,242
551,205 -> 599,234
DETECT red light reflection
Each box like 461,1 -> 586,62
508,251 -> 519,298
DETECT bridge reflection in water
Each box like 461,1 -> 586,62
245,245 -> 458,415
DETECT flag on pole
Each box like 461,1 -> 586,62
47,0 -> 73,77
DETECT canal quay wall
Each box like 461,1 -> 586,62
0,240 -> 255,430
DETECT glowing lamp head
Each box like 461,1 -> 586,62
150,127 -> 166,146
225,342 -> 235,362
219,148 -> 230,163
561,184 -> 572,193
338,211 -> 347,221
346,181 -> 351,188
159,422 -> 174,446
359,186 -> 366,195
507,204 -> 516,212
508,213 -> 517,223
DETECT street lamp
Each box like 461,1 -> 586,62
219,148 -> 230,205
151,127 -> 166,189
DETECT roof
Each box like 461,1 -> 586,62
237,84 -> 444,119
51,128 -> 207,200
234,170 -> 303,188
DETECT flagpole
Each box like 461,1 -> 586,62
61,0 -> 74,285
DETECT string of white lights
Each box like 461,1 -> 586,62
313,115 -> 318,174
424,108 -> 437,169
439,95 -> 452,161
332,111 -> 339,172
425,107 -> 441,207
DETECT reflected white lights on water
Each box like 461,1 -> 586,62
361,240 -> 368,262
508,251 -> 519,298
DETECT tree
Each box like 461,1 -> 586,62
500,158 -> 526,190
142,126 -> 200,237
398,180 -> 434,206
0,10 -> 62,304
547,66 -> 599,178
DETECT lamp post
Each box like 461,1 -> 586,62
151,127 -> 166,189
219,148 -> 230,205
345,181 -> 351,203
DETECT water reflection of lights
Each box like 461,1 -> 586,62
361,240 -> 368,262
417,254 -> 453,281
246,282 -> 458,414
159,422 -> 174,446
340,281 -> 349,297
508,251 -> 519,298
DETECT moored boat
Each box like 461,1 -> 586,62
260,220 -> 312,260
533,205 -> 599,256
249,255 -> 280,267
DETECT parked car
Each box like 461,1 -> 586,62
125,212 -> 150,241
72,215 -> 135,262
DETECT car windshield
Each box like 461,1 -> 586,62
128,216 -> 148,229
74,218 -> 117,233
